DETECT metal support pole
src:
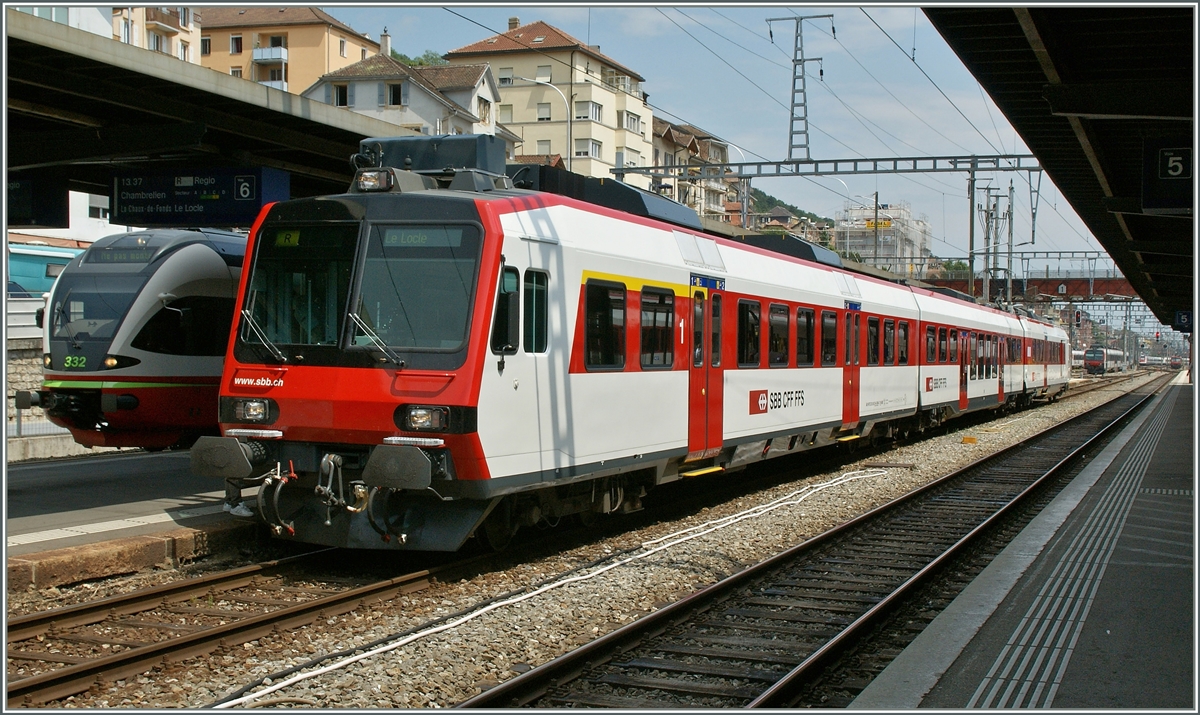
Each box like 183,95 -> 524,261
873,191 -> 879,270
1007,180 -> 1014,303
967,170 -> 976,298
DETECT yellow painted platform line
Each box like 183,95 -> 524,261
680,466 -> 724,478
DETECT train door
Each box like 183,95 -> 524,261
842,310 -> 860,427
958,330 -> 968,410
687,280 -> 724,460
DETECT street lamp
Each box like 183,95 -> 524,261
514,76 -> 571,172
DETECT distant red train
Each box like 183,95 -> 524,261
191,136 -> 1071,552
1083,346 -> 1126,375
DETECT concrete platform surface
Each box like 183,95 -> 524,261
852,377 -> 1193,709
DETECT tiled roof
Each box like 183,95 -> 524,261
323,53 -> 413,80
196,6 -> 375,44
445,20 -> 644,81
411,64 -> 488,92
512,153 -> 565,169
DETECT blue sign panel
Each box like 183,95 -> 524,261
845,301 -> 862,311
1174,310 -> 1192,333
111,167 -> 289,227
690,274 -> 726,291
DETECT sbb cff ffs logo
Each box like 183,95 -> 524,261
749,389 -> 805,414
925,376 -> 948,391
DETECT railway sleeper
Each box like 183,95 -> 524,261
592,671 -> 763,700
612,656 -> 787,682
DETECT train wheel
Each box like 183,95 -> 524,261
479,499 -> 516,552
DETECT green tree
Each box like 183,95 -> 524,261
391,49 -> 447,66
942,260 -> 970,273
749,188 -> 831,225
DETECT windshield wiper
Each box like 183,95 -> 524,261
54,299 -> 82,349
349,312 -> 405,368
240,309 -> 288,363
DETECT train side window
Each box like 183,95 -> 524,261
844,313 -> 853,366
711,295 -> 722,367
131,296 -> 235,356
937,327 -> 948,363
523,270 -> 548,353
867,316 -> 880,366
584,281 -> 625,370
926,326 -> 936,364
737,300 -> 761,368
821,310 -> 837,366
640,288 -> 674,369
949,329 -> 958,363
797,308 -> 815,367
768,303 -> 789,367
898,321 -> 909,365
693,292 -> 704,368
490,267 -> 520,355
883,319 -> 895,365
853,314 -> 861,366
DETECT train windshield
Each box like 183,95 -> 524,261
1084,348 -> 1104,360
50,274 -> 148,343
243,224 -> 357,347
353,224 -> 481,351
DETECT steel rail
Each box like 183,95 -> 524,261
6,555 -> 467,707
7,550 -> 330,643
456,378 -> 1164,708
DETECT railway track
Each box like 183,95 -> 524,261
5,550 -> 470,707
457,376 -> 1166,708
6,373 -> 1158,708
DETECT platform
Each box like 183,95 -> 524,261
852,373 -> 1194,709
5,450 -> 264,590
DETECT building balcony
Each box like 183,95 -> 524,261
144,8 -> 181,34
252,46 -> 288,63
258,80 -> 288,91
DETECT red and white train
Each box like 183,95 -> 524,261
191,136 -> 1070,551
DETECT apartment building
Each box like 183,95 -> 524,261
112,7 -> 202,63
197,6 -> 377,93
651,118 -> 734,221
444,18 -> 654,190
11,6 -> 110,37
303,32 -> 519,154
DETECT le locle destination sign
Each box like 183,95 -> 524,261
111,167 -> 289,227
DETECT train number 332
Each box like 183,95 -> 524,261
63,355 -> 87,368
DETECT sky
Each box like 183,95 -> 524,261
320,4 -> 1112,273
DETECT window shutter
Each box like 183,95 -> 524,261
325,84 -> 332,104
347,83 -> 355,107
401,81 -> 409,106
378,82 -> 385,106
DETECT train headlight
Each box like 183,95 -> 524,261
43,354 -> 51,368
404,406 -> 449,431
356,169 -> 394,192
101,354 -> 141,370
234,399 -> 269,422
